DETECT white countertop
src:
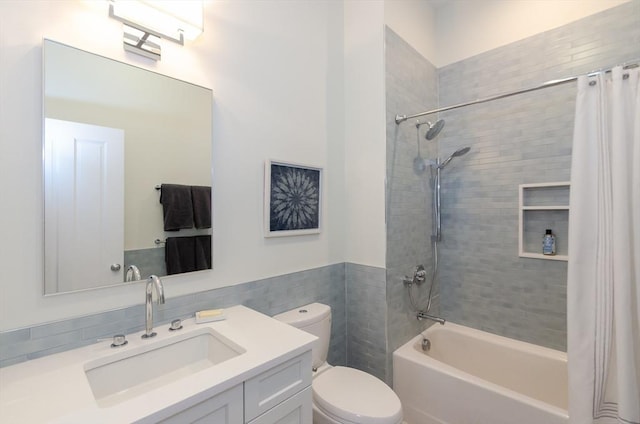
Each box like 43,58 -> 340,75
0,305 -> 316,423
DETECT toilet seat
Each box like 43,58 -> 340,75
312,366 -> 402,424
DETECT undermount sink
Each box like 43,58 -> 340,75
84,327 -> 245,407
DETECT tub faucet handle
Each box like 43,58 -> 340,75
403,264 -> 427,286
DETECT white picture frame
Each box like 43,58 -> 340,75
264,160 -> 322,237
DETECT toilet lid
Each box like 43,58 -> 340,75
312,366 -> 402,424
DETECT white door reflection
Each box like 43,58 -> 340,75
44,118 -> 124,293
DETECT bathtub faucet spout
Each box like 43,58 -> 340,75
417,312 -> 445,325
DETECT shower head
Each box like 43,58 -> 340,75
425,119 -> 445,140
453,146 -> 471,157
439,146 -> 471,169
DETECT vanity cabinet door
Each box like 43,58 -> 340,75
248,387 -> 311,424
155,384 -> 243,424
244,352 -> 312,421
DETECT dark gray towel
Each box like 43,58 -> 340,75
194,235 -> 212,271
165,237 -> 196,275
160,184 -> 194,231
191,185 -> 211,229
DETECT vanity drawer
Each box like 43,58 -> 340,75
248,386 -> 312,424
244,351 -> 312,421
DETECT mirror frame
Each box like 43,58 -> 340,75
42,39 -> 214,295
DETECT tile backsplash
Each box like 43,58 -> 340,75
0,264 -> 347,368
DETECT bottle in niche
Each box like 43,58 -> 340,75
543,229 -> 556,255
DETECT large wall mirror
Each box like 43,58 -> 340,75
43,39 -> 213,295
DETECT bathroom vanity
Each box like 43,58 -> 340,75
0,306 -> 315,423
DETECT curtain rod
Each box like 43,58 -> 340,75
395,60 -> 639,125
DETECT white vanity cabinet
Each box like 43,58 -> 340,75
0,306 -> 315,424
147,352 -> 313,424
245,352 -> 312,424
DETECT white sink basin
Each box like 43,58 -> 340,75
84,327 -> 245,407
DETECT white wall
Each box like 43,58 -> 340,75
384,0 -> 438,64
343,2 -> 387,267
0,0 -> 362,331
433,0 -> 632,67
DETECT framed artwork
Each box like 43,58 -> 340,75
264,160 -> 322,237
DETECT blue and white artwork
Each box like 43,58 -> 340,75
265,161 -> 321,236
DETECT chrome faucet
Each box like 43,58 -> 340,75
142,275 -> 165,339
125,264 -> 141,282
417,311 -> 446,325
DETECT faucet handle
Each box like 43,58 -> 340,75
403,264 -> 427,286
98,334 -> 128,348
169,319 -> 183,331
413,265 -> 427,283
112,334 -> 128,347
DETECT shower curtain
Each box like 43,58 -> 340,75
568,65 -> 640,424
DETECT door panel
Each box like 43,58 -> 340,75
44,118 -> 124,293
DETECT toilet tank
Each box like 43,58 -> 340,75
274,303 -> 331,369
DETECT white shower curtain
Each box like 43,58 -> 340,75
568,65 -> 640,424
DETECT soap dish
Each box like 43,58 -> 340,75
196,309 -> 226,324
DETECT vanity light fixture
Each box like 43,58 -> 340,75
109,0 -> 204,60
123,24 -> 162,60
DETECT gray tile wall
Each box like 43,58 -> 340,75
385,27 -> 440,384
345,263 -> 387,381
0,264 -> 347,367
124,247 -> 166,278
2,261 -> 396,383
436,2 -> 640,351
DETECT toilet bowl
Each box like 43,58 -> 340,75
274,303 -> 403,424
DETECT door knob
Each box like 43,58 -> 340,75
110,263 -> 122,271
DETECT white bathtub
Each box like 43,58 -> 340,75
393,322 -> 568,424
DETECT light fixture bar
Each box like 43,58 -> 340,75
123,24 -> 161,61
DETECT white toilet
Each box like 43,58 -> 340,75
274,303 -> 403,424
